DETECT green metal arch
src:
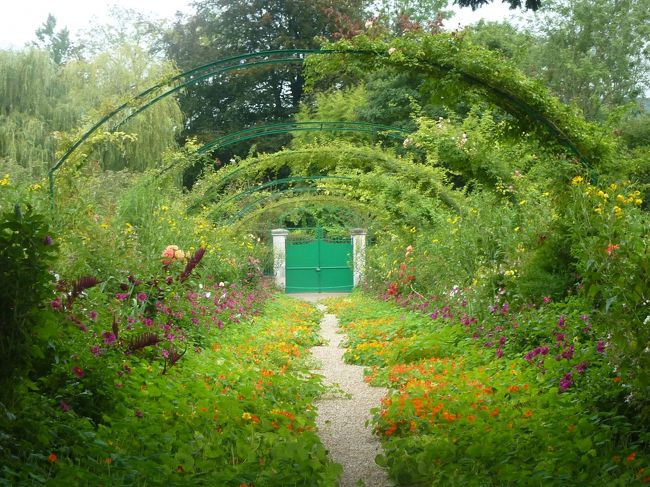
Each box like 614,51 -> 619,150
225,186 -> 359,224
197,121 -> 408,154
188,145 -> 408,212
48,49 -> 369,201
213,175 -> 352,212
232,194 -> 378,229
50,44 -> 598,202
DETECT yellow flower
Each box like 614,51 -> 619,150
609,183 -> 617,191
514,226 -> 520,232
635,198 -> 643,206
613,206 -> 623,218
0,174 -> 9,186
29,183 -> 42,191
519,200 -> 527,205
242,412 -> 252,420
571,176 -> 584,185
596,190 -> 609,200
594,207 -> 603,214
617,194 -> 626,203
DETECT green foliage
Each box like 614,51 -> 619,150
306,31 -> 615,166
522,0 -> 650,120
0,205 -> 58,399
33,14 -> 73,65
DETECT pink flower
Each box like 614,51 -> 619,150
115,293 -> 129,301
90,345 -> 102,356
72,366 -> 85,378
50,299 -> 62,310
59,400 -> 70,412
102,331 -> 116,346
88,310 -> 98,321
136,292 -> 148,302
543,296 -> 552,304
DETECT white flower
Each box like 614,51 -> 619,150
365,19 -> 373,29
388,47 -> 396,55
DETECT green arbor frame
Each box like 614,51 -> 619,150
49,44 -> 596,205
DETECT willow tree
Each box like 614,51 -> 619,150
0,49 -> 77,177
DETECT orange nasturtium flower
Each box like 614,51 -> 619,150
523,410 -> 533,418
627,452 -> 636,462
47,453 -> 58,463
606,243 -> 620,255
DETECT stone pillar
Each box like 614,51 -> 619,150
350,228 -> 367,287
271,229 -> 289,290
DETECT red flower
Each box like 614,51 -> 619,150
72,366 -> 85,378
48,453 -> 58,463
606,243 -> 620,255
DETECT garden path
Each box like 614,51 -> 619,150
309,300 -> 392,487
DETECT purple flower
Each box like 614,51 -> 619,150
574,362 -> 589,374
597,341 -> 606,353
43,235 -> 54,246
556,333 -> 565,343
557,315 -> 566,329
115,293 -> 129,301
559,372 -> 573,391
90,345 -> 102,356
162,349 -> 170,359
496,348 -> 504,358
136,292 -> 148,302
88,310 -> 98,321
499,336 -> 507,347
102,331 -> 116,346
135,409 -> 144,418
50,299 -> 62,310
501,302 -> 509,315
561,344 -> 575,360
217,320 -> 224,330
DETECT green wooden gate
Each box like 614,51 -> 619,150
285,228 -> 353,293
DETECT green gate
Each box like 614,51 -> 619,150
285,228 -> 353,293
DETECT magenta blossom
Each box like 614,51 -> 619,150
115,293 -> 129,301
72,366 -> 85,378
88,310 -> 98,321
102,331 -> 116,346
559,372 -> 573,391
90,345 -> 102,356
136,292 -> 148,302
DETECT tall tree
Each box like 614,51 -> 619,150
523,0 -> 650,119
454,0 -> 542,9
33,14 -> 73,65
164,0 -> 366,158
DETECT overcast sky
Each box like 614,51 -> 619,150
0,1 -> 518,50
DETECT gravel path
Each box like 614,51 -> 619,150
310,304 -> 391,487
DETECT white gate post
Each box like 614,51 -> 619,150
350,228 -> 367,287
271,229 -> 289,290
